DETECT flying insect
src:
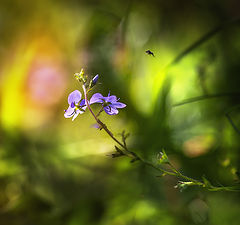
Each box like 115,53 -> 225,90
145,50 -> 155,57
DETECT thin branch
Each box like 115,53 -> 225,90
173,93 -> 240,107
168,17 -> 240,66
82,84 -> 240,191
82,84 -> 124,148
225,113 -> 240,135
173,93 -> 240,135
82,85 -> 176,175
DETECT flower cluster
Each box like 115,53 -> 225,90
63,70 -> 240,193
64,90 -> 86,120
90,92 -> 126,115
64,73 -> 126,121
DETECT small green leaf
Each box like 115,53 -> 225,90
174,181 -> 194,192
130,158 -> 139,163
202,175 -> 212,188
157,149 -> 169,164
114,146 -> 124,155
74,68 -> 87,83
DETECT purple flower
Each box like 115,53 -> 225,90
64,90 -> 87,121
89,74 -> 99,89
92,74 -> 99,86
90,92 -> 126,115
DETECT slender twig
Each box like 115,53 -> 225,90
167,162 -> 203,186
168,17 -> 240,66
173,92 -> 240,107
82,84 -> 123,148
82,84 -> 174,174
224,105 -> 240,135
225,113 -> 240,135
173,93 -> 240,135
82,84 -> 240,191
96,107 -> 104,117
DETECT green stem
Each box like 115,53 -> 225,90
82,84 -> 174,175
168,162 -> 203,186
173,92 -> 240,107
82,84 -> 128,150
168,17 -> 240,66
96,107 -> 104,117
142,160 -> 176,176
82,84 -> 239,192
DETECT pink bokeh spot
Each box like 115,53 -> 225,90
27,63 -> 67,107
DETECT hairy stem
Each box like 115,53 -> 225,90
82,84 -> 126,149
173,92 -> 240,107
82,84 -> 239,191
167,162 -> 203,186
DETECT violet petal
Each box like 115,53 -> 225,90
111,102 -> 126,108
64,106 -> 75,118
104,106 -> 119,115
68,90 -> 81,105
90,93 -> 104,104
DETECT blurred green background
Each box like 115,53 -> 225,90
1,0 -> 240,224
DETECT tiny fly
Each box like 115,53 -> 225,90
145,50 -> 155,57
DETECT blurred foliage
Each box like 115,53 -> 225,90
1,0 -> 240,224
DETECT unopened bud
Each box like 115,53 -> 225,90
157,149 -> 169,164
89,74 -> 99,88
74,68 -> 87,83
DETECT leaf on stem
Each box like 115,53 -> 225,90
156,172 -> 167,178
121,130 -> 130,147
107,146 -> 125,158
174,181 -> 194,192
157,149 -> 169,164
130,158 -> 139,163
202,175 -> 213,188
74,68 -> 87,83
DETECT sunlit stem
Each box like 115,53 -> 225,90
82,84 -> 176,175
81,84 -> 239,191
82,84 -> 125,148
96,107 -> 104,117
167,162 -> 204,186
167,162 -> 240,191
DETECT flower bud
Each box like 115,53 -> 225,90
89,74 -> 99,88
92,74 -> 99,85
157,149 -> 169,164
74,68 -> 87,83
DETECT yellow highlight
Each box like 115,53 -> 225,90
129,46 -> 173,115
1,43 -> 36,131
